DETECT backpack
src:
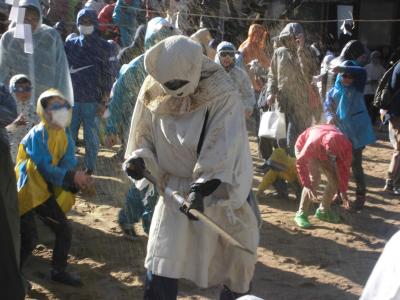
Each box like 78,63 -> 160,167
373,61 -> 400,109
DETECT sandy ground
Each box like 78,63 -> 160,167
24,129 -> 400,300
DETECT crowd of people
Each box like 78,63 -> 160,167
1,0 -> 400,299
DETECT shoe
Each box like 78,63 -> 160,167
120,225 -> 138,240
350,194 -> 366,211
315,208 -> 340,223
384,179 -> 394,192
294,212 -> 311,228
51,270 -> 82,287
331,193 -> 343,206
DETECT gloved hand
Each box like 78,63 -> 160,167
124,157 -> 145,180
181,179 -> 221,221
183,191 -> 204,221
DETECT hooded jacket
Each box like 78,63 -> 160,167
65,8 -> 115,103
295,124 -> 352,193
324,61 -> 376,150
0,0 -> 73,104
15,89 -> 77,215
106,17 -> 176,139
215,41 -> 255,113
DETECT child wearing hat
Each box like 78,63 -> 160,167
15,89 -> 93,286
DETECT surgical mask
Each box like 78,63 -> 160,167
51,108 -> 71,128
78,25 -> 94,36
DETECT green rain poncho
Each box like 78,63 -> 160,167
0,0 -> 73,104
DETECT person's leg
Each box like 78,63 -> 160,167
34,197 -> 72,273
295,161 -> 320,228
118,184 -> 145,238
81,102 -> 100,173
20,210 -> 38,269
386,117 -> 400,191
144,270 -> 178,300
314,165 -> 340,223
69,102 -> 81,144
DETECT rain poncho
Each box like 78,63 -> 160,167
15,89 -> 77,216
0,83 -> 17,146
0,0 -> 73,105
238,24 -> 270,92
324,61 -> 376,150
106,17 -> 176,141
117,24 -> 146,66
215,41 -> 255,114
112,0 -> 142,47
6,74 -> 37,160
125,36 -> 258,293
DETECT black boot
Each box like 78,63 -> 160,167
51,270 -> 82,287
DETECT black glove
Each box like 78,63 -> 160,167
125,157 -> 145,180
181,179 -> 221,221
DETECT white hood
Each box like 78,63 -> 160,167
144,35 -> 204,98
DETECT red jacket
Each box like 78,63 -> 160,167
295,124 -> 352,193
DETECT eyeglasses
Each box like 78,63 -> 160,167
164,80 -> 189,91
220,52 -> 235,58
47,102 -> 71,111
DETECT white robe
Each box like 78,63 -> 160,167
125,58 -> 259,293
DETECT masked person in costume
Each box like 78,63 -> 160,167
15,89 -> 92,286
124,36 -> 259,299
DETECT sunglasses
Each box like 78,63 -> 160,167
164,80 -> 189,91
220,52 -> 235,58
47,102 -> 71,111
13,86 -> 32,93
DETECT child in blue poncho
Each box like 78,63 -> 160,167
324,60 -> 376,211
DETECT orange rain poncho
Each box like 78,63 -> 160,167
239,24 -> 271,92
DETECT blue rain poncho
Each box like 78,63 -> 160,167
0,0 -> 73,105
106,17 -> 176,141
112,0 -> 141,47
324,61 -> 376,149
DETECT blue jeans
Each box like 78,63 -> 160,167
118,185 -> 158,234
70,102 -> 99,172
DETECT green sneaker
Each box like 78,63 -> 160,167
294,212 -> 311,228
314,208 -> 340,223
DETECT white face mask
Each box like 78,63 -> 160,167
51,108 -> 71,128
78,25 -> 94,36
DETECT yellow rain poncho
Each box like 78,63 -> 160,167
15,89 -> 77,215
